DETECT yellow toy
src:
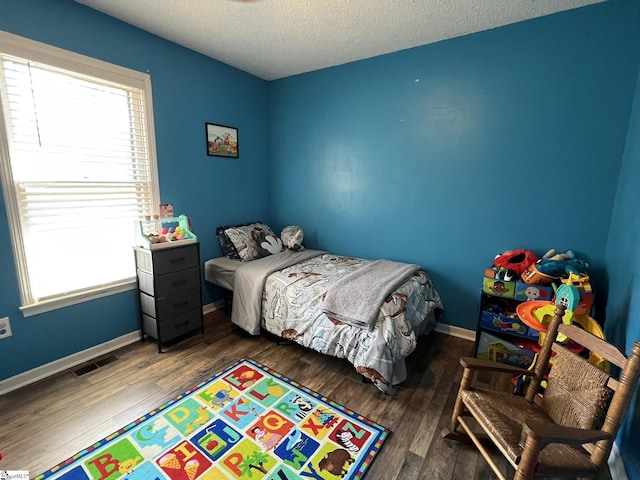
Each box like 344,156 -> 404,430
517,284 -> 608,370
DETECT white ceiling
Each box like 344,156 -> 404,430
74,0 -> 603,81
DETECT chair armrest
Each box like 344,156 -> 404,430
459,356 -> 531,376
524,419 -> 611,447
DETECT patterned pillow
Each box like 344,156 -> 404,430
224,222 -> 283,261
216,221 -> 258,259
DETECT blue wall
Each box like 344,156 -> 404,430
606,49 -> 640,479
0,0 -> 270,380
268,0 -> 640,331
267,0 -> 640,473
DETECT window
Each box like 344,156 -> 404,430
0,32 -> 160,316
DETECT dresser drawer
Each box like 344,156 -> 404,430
135,245 -> 199,275
138,267 -> 200,297
140,289 -> 201,320
142,309 -> 202,343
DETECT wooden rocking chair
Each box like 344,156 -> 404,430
442,303 -> 640,480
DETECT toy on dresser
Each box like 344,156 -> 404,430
134,214 -> 197,249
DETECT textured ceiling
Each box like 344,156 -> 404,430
74,0 -> 603,81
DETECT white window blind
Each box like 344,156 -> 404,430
0,32 -> 160,315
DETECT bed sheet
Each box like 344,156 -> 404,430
260,253 -> 443,394
204,255 -> 242,291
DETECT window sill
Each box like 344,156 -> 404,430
20,280 -> 137,317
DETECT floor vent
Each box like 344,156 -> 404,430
73,355 -> 119,377
95,355 -> 118,367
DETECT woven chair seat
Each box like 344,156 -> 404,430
443,301 -> 640,480
462,390 -> 599,476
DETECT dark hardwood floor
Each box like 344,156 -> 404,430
0,310 -> 518,479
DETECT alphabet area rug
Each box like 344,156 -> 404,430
35,358 -> 390,480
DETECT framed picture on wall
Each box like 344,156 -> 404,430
206,123 -> 239,158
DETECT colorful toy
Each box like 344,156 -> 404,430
520,264 -> 558,285
135,214 -> 197,249
535,257 -> 589,277
541,249 -> 575,262
516,284 -> 607,370
562,273 -> 595,314
538,248 -> 589,276
492,249 -> 539,277
521,249 -> 589,285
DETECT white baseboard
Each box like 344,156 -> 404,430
434,322 -> 476,342
203,300 -> 223,315
0,330 -> 141,396
0,303 -> 223,397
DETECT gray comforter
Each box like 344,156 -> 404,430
231,249 -> 325,334
321,259 -> 421,329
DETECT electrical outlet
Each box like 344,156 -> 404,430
0,316 -> 12,339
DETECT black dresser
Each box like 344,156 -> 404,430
133,242 -> 204,352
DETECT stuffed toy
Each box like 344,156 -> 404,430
536,257 -> 589,277
281,225 -> 304,251
252,227 -> 283,256
541,249 -> 575,262
259,235 -> 283,255
492,249 -> 539,279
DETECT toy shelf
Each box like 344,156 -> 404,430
134,214 -> 197,250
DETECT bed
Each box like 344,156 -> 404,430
205,222 -> 444,394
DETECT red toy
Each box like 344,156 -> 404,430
493,249 -> 539,276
